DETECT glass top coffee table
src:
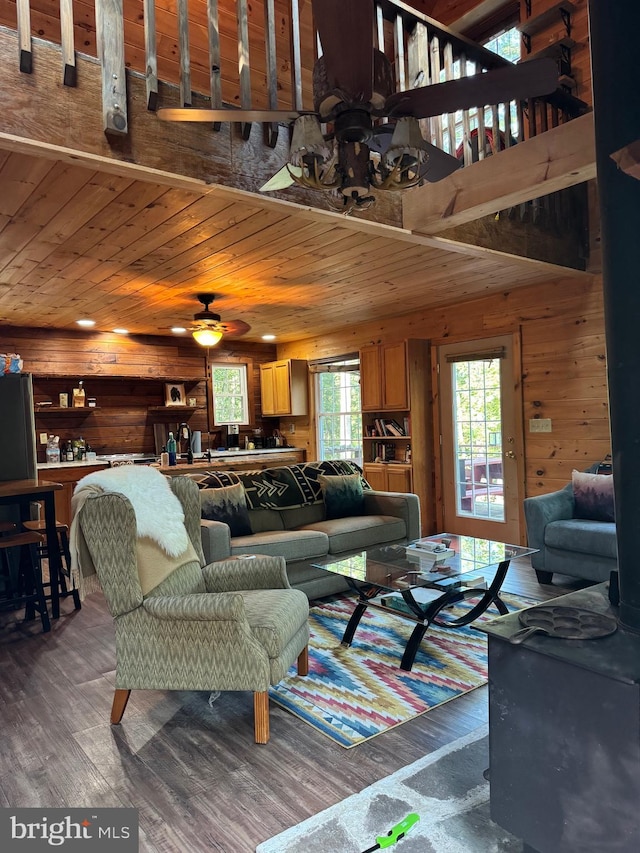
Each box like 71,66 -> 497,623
311,533 -> 536,671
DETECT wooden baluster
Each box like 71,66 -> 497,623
60,0 -> 76,86
516,98 -> 525,143
290,0 -> 303,112
503,101 -> 512,148
16,0 -> 31,73
459,53 -> 472,166
236,0 -> 252,139
442,42 -> 457,156
394,12 -> 406,92
475,62 -> 486,160
95,0 -> 128,135
527,97 -> 536,140
177,0 -> 191,107
550,103 -> 560,128
143,0 -> 157,109
491,104 -> 500,154
407,21 -> 431,144
430,34 -> 444,151
263,0 -> 279,147
207,0 -> 221,130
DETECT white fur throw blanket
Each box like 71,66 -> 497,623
69,466 -> 190,598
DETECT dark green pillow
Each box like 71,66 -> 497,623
318,473 -> 365,519
200,482 -> 252,537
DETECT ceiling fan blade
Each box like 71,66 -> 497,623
312,0 -> 374,101
157,108 -> 304,123
384,58 -> 558,119
419,143 -> 463,183
219,320 -> 251,337
260,165 -> 303,192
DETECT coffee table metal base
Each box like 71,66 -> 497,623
340,556 -> 513,671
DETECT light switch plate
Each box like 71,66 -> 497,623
529,418 -> 552,433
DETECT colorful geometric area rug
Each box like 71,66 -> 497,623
256,724 -> 523,852
269,591 -> 537,748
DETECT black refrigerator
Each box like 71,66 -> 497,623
0,373 -> 37,482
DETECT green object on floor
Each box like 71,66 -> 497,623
361,814 -> 420,852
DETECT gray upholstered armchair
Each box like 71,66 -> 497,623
76,474 -> 309,744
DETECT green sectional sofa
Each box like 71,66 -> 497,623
185,460 -> 421,599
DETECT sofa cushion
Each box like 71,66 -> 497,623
572,470 -> 615,522
200,482 -> 252,537
280,502 -> 326,530
230,529 -> 329,562
545,518 -> 618,560
318,473 -> 365,519
297,514 -> 407,554
248,508 -> 284,533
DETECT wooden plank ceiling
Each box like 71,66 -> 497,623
0,146 -> 591,343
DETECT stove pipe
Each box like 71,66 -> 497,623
589,0 -> 640,631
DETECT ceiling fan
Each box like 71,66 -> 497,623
189,293 -> 251,346
158,0 -> 558,213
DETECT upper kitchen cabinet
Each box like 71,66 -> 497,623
360,342 -> 408,411
260,359 -> 309,416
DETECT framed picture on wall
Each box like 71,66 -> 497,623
164,383 -> 186,407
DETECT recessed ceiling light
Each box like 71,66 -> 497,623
112,328 -> 129,335
76,319 -> 95,327
171,327 -> 187,334
262,334 -> 276,340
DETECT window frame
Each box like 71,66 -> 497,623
209,358 -> 253,426
313,355 -> 363,464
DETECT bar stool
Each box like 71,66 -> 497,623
0,530 -> 51,632
23,519 -> 81,611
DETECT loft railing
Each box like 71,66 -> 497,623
2,0 -> 587,160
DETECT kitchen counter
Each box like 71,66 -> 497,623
37,460 -> 109,470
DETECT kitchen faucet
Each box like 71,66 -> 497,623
179,423 -> 194,464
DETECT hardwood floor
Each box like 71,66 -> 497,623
0,561 -> 586,852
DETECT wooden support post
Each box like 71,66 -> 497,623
143,0 -> 158,110
253,691 -> 270,744
59,0 -> 76,86
95,0 -> 128,135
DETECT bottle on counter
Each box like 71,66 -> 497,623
65,441 -> 74,462
167,432 -> 177,466
46,435 -> 61,464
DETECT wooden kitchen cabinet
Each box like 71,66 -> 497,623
363,462 -> 412,493
260,359 -> 308,416
38,463 -> 108,527
360,342 -> 408,411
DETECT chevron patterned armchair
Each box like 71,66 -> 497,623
77,474 -> 310,744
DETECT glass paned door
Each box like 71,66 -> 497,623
437,334 -> 523,542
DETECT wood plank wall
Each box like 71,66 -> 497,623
276,275 -> 610,498
1,326 -> 279,460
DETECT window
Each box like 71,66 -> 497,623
314,357 -> 363,464
211,363 -> 249,425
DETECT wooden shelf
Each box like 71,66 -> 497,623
147,406 -> 202,413
518,2 -> 574,37
35,407 -> 99,413
364,435 -> 411,440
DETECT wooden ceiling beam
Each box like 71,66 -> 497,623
403,112 -> 596,235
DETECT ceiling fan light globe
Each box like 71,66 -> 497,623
192,328 -> 223,347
